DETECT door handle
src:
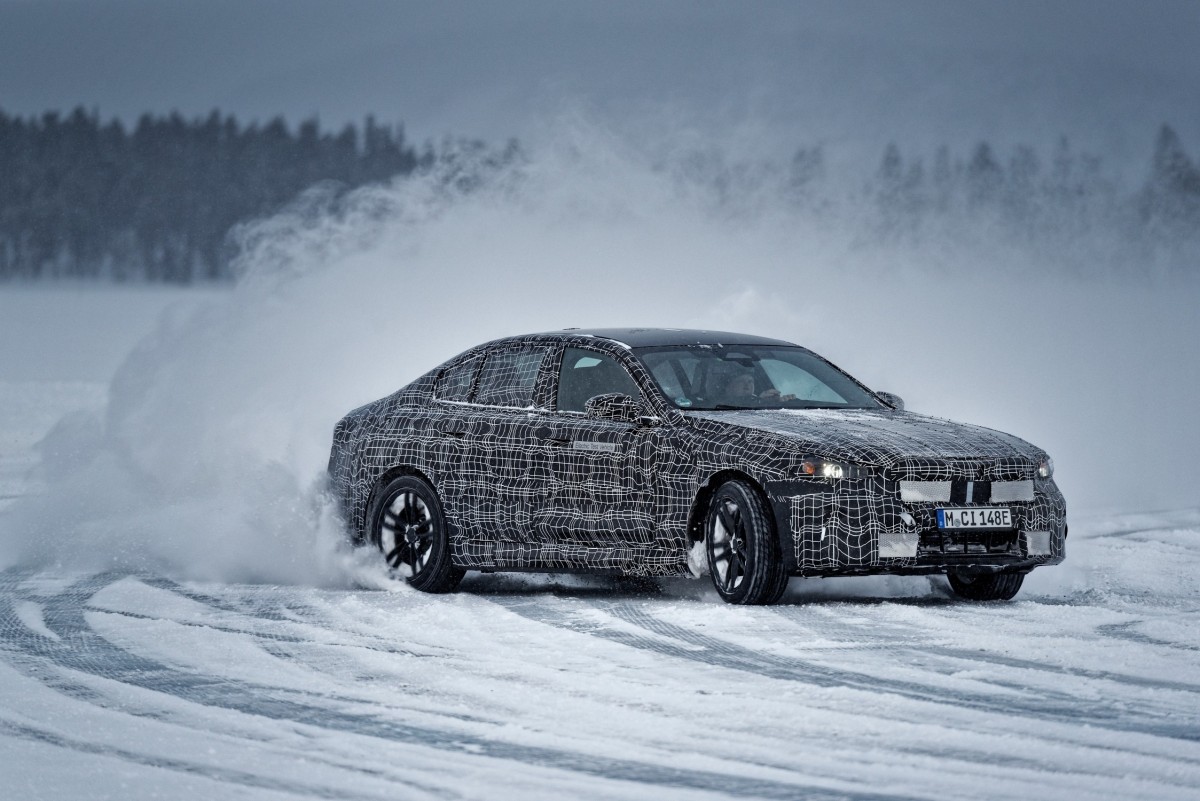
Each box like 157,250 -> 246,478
534,426 -> 571,445
439,425 -> 467,437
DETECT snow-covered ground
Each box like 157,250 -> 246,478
2,147 -> 1198,798
2,498 -> 1198,799
1,286 -> 1199,800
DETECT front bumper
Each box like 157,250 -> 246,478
766,476 -> 1067,577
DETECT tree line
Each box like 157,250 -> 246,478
0,108 -> 437,282
1,107 -> 1197,282
860,125 -> 1200,249
709,123 -> 1200,272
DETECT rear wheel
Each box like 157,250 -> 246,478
367,475 -> 464,593
704,480 -> 788,605
947,571 -> 1024,601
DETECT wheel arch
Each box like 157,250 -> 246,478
686,469 -> 777,546
358,464 -> 439,543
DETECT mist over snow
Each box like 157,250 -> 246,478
2,119 -> 1197,586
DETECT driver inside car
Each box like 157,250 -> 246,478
722,368 -> 796,406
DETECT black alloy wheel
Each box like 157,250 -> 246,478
947,571 -> 1024,601
367,475 -> 464,593
704,479 -> 788,605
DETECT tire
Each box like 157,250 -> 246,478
704,479 -> 788,605
947,571 -> 1024,601
366,475 -> 464,593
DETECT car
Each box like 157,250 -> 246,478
327,329 -> 1066,604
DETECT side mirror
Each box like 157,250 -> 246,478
876,391 -> 905,411
585,393 -> 641,423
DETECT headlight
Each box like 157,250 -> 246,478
1037,456 -> 1054,479
800,457 -> 851,479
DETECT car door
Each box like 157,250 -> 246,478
453,344 -> 556,556
426,350 -> 486,558
529,345 -> 661,555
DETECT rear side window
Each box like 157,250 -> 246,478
435,354 -> 483,402
474,347 -> 551,408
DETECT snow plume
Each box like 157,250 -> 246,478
2,119 -> 1198,584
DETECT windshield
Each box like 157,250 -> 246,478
634,345 -> 884,411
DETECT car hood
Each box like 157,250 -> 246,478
688,408 -> 1044,469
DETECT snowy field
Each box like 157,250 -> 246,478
1,286 -> 1199,801
1,512 -> 1199,801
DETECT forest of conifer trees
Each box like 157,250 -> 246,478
0,108 -> 434,282
1,107 -> 1198,282
860,126 -> 1200,253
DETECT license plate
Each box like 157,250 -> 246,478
936,507 -> 1013,529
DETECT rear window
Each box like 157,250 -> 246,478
474,347 -> 551,408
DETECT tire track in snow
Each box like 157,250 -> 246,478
0,569 -> 927,801
0,718 -> 413,801
1094,620 -> 1200,653
487,594 -> 1200,747
766,603 -> 1200,694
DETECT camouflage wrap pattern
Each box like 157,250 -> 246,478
328,330 -> 1066,579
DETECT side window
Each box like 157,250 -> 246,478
475,347 -> 551,408
557,347 -> 642,412
435,354 -> 483,402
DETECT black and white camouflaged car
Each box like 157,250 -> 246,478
328,329 -> 1066,604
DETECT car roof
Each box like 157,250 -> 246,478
524,328 -> 799,348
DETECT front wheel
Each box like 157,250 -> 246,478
367,475 -> 464,593
704,480 -> 788,605
947,571 -> 1024,601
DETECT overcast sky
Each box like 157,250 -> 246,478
1,0 -> 1197,168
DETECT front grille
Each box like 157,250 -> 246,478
898,480 -> 952,502
919,530 -> 1020,557
899,479 -> 1034,504
991,480 -> 1034,502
